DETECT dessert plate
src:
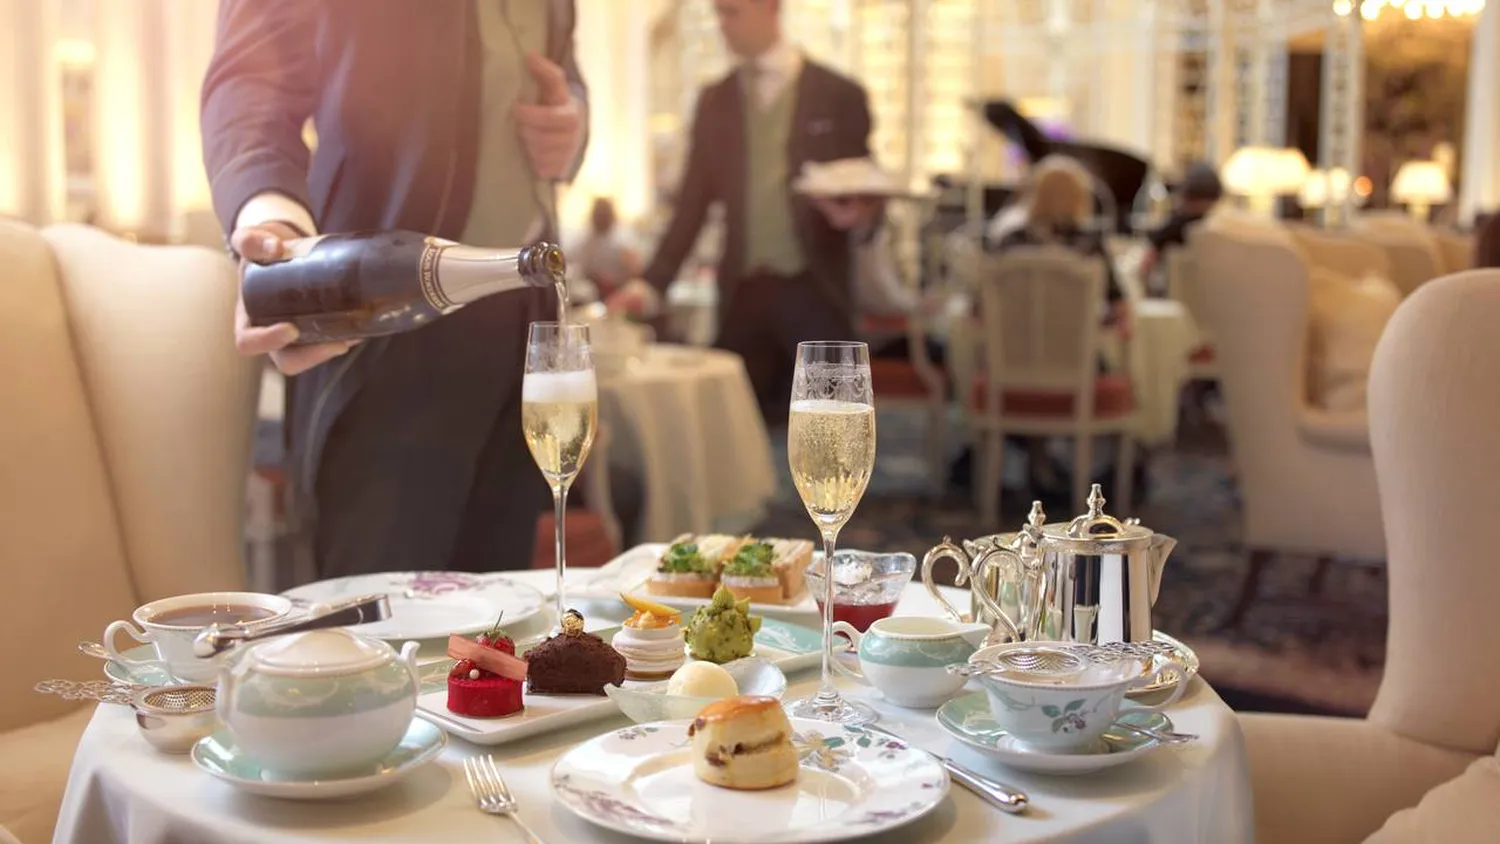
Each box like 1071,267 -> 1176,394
191,718 -> 446,800
415,619 -> 821,746
552,717 -> 947,843
576,543 -> 820,614
282,571 -> 545,641
937,693 -> 1171,775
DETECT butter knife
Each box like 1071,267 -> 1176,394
860,724 -> 1029,815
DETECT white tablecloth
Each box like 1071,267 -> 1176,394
55,572 -> 1254,844
598,345 -> 776,542
1125,299 -> 1196,447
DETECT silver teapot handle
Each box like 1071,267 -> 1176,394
971,548 -> 1025,643
922,538 -> 1024,642
921,538 -> 972,623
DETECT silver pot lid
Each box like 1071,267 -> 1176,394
1038,485 -> 1153,551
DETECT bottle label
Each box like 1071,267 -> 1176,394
419,236 -> 456,311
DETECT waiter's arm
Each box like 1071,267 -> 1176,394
201,0 -> 319,238
641,91 -> 717,293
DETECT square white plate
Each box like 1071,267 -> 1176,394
415,619 -> 822,746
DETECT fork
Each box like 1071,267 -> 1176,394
463,755 -> 546,843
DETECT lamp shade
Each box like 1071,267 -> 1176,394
1222,147 -> 1311,197
1299,167 -> 1353,208
1390,160 -> 1452,205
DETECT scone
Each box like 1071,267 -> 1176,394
687,695 -> 798,790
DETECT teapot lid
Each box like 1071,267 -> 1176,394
245,629 -> 394,678
1040,485 -> 1153,548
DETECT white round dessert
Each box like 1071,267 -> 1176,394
666,661 -> 739,699
612,623 -> 686,679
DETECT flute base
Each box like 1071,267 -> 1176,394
786,693 -> 877,726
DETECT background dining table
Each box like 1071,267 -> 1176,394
53,569 -> 1255,843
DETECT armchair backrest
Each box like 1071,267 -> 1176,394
0,222 -> 257,732
1291,227 -> 1393,281
1368,269 -> 1500,755
975,247 -> 1105,412
1351,224 -> 1445,297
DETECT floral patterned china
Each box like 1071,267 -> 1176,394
217,629 -> 421,777
191,718 -> 446,800
549,717 -> 948,843
281,571 -> 546,641
829,616 -> 989,708
966,640 -> 1186,754
937,692 -> 1174,776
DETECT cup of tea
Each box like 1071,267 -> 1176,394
103,592 -> 293,683
805,550 -> 916,633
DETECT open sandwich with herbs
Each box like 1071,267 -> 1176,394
647,534 -> 812,604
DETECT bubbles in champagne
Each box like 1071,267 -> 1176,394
787,400 -> 876,530
523,371 -> 599,486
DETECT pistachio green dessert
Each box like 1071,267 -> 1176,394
684,587 -> 762,663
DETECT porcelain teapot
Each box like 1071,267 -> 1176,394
924,485 -> 1175,646
217,628 -> 421,777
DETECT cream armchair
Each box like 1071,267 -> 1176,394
1189,227 -> 1385,628
1240,270 -> 1500,844
0,222 -> 257,843
1350,221 -> 1445,297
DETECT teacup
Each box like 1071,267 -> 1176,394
103,592 -> 293,683
831,616 -> 990,708
967,641 -> 1186,754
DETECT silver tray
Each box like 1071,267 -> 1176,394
1126,630 -> 1200,698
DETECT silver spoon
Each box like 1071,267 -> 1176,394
78,641 -> 111,661
1111,722 -> 1197,745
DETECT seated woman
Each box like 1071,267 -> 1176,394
574,197 -> 642,302
987,154 -> 1128,329
954,155 -> 1135,500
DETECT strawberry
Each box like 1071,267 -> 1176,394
450,658 -> 477,679
481,613 -> 515,655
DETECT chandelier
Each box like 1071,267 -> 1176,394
1333,0 -> 1486,19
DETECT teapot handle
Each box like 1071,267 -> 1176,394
971,548 -> 1025,644
399,641 -> 421,692
921,538 -> 974,623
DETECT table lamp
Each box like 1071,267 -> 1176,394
1222,147 -> 1311,218
1299,167 -> 1353,225
1390,160 -> 1451,222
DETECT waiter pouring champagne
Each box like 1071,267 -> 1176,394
203,0 -> 589,581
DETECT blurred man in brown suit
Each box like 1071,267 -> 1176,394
611,0 -> 877,425
202,1 -> 586,579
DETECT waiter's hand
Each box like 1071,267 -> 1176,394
813,195 -> 883,231
231,222 -> 355,376
604,279 -> 659,318
515,52 -> 584,181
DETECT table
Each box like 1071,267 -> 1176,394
598,345 -> 776,542
1123,299 -> 1197,447
54,573 -> 1254,844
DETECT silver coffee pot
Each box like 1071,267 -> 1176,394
922,485 -> 1175,646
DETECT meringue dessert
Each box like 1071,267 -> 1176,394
687,695 -> 799,790
614,596 -> 687,680
665,661 -> 738,699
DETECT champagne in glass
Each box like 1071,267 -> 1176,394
522,323 -> 598,624
785,341 -> 878,725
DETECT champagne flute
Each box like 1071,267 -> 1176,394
785,341 -> 878,725
522,322 -> 598,625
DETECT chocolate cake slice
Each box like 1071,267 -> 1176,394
526,609 -> 627,695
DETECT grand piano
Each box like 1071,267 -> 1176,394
925,99 -> 1157,240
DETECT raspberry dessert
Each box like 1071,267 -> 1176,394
446,618 -> 528,719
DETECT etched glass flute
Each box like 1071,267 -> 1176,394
785,341 -> 878,724
521,323 -> 597,625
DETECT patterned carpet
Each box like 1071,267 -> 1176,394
752,407 -> 1387,717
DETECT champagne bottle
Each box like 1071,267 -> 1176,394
242,230 -> 567,345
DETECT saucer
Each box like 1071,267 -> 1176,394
936,693 -> 1170,775
191,718 -> 446,800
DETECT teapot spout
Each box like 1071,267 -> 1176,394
956,622 -> 993,649
1148,534 -> 1176,605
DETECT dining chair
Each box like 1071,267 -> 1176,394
0,221 -> 258,843
1239,269 -> 1500,844
967,246 -> 1138,523
1190,226 -> 1385,628
1164,244 -> 1218,382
